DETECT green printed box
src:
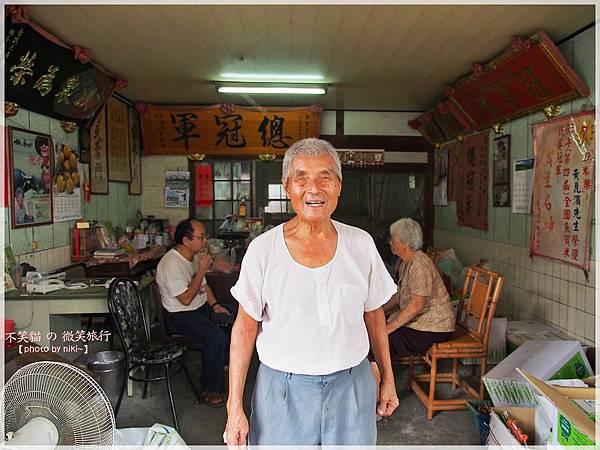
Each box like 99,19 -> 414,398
483,341 -> 593,407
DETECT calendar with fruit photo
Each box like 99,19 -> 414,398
52,139 -> 82,221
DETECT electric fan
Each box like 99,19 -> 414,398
1,361 -> 115,446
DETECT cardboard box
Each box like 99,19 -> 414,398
486,406 -> 536,446
461,317 -> 507,365
518,368 -> 596,447
483,340 -> 593,407
534,379 -> 588,445
506,320 -> 571,353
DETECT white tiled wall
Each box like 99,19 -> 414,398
435,230 -> 596,345
16,245 -> 72,274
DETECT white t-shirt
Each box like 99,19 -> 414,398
156,248 -> 208,313
230,220 -> 397,375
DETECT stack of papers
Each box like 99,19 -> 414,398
93,248 -> 126,259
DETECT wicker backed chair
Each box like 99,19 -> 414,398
408,265 -> 504,419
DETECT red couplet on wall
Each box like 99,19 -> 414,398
195,164 -> 213,207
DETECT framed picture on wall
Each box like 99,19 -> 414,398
8,127 -> 54,228
107,96 -> 131,182
128,106 -> 142,195
493,134 -> 510,207
90,105 -> 109,194
493,135 -> 510,183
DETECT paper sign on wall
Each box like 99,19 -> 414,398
530,111 -> 595,271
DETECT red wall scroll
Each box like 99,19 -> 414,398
456,131 -> 489,230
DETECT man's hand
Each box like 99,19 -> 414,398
225,405 -> 249,448
213,303 -> 231,315
377,379 -> 399,416
197,251 -> 213,273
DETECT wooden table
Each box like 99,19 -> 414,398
84,256 -> 161,278
84,246 -> 166,279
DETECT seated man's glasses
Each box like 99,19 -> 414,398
192,233 -> 209,240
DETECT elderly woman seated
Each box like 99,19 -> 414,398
383,218 -> 455,360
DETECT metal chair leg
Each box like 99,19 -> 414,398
143,366 -> 152,399
114,362 -> 129,418
165,362 -> 179,432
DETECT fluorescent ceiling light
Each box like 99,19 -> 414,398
217,86 -> 326,95
221,73 -> 324,81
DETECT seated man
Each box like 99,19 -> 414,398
156,218 -> 236,407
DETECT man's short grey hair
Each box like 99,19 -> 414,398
389,218 -> 423,251
281,138 -> 342,184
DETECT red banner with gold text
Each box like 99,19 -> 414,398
139,104 -> 321,156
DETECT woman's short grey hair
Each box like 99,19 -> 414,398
390,218 -> 423,251
281,138 -> 342,184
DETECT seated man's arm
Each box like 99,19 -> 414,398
175,251 -> 212,306
205,284 -> 231,315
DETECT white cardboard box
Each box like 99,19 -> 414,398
519,369 -> 596,447
506,320 -> 571,352
483,340 -> 593,407
486,406 -> 536,446
461,317 -> 507,365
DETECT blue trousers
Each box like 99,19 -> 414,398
249,357 -> 377,445
164,303 -> 235,393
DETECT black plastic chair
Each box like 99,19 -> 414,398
107,277 -> 200,432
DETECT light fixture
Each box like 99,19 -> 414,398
217,84 -> 326,95
221,72 -> 324,81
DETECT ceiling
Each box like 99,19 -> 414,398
27,4 -> 595,112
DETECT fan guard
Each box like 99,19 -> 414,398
1,361 -> 115,446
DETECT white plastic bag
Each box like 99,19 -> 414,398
145,423 -> 189,447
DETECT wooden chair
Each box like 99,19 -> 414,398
408,265 -> 504,419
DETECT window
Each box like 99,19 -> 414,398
193,160 -> 252,237
265,184 -> 292,214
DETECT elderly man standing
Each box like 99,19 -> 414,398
156,218 -> 234,407
225,138 -> 399,446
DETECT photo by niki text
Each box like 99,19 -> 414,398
5,329 -> 111,354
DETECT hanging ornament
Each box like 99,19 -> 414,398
258,153 -> 276,161
5,102 -> 19,117
493,123 -> 506,135
542,105 -> 561,120
188,153 -> 205,161
83,179 -> 91,203
60,121 -> 77,133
